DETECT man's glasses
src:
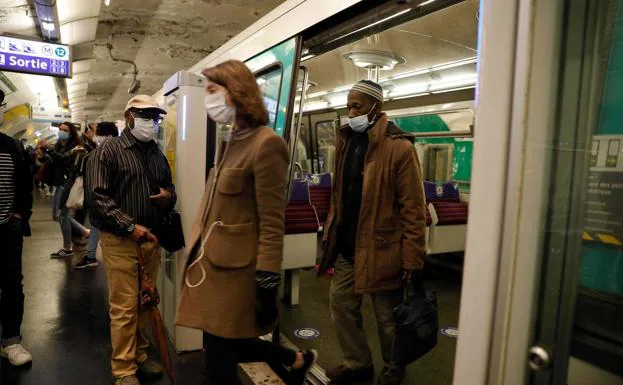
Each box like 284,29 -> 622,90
131,112 -> 163,126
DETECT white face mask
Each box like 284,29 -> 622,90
348,103 -> 377,133
130,116 -> 158,142
205,92 -> 235,124
58,131 -> 70,141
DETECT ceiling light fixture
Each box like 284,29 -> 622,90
418,0 -> 436,6
41,21 -> 55,31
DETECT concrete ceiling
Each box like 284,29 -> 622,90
83,0 -> 285,121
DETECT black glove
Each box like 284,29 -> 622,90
255,271 -> 280,329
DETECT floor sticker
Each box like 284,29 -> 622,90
440,326 -> 459,338
294,328 -> 320,340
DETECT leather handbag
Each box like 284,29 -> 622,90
392,277 -> 439,365
154,210 -> 185,253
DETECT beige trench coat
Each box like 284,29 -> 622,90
175,126 -> 289,339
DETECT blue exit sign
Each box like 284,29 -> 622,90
0,35 -> 71,78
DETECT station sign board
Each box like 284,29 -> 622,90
0,35 -> 71,78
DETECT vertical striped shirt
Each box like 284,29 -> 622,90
85,129 -> 176,236
0,152 -> 15,224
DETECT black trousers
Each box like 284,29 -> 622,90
0,218 -> 25,345
204,332 -> 297,385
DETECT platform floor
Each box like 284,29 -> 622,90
279,266 -> 461,385
1,194 -> 461,385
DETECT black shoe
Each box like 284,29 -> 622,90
74,257 -> 98,269
326,364 -> 374,384
377,366 -> 406,385
51,249 -> 73,258
290,350 -> 318,385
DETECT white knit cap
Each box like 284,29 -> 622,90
350,80 -> 384,102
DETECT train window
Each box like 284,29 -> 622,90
255,63 -> 284,130
315,120 -> 337,174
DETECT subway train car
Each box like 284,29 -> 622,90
152,1 -> 623,385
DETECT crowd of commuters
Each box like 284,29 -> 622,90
0,60 -> 426,385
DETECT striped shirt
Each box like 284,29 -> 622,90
85,129 -> 176,236
0,152 -> 16,224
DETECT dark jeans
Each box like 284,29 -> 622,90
203,332 -> 297,385
0,218 -> 25,346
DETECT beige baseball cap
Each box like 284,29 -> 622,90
124,94 -> 167,114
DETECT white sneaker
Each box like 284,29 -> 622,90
1,344 -> 33,366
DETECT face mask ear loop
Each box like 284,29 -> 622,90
185,220 -> 224,288
368,102 -> 378,125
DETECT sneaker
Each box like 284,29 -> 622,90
377,366 -> 406,385
50,249 -> 73,258
290,350 -> 318,385
326,364 -> 374,384
137,357 -> 163,378
0,344 -> 33,366
114,375 -> 140,385
74,257 -> 98,270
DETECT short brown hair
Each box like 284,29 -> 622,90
202,60 -> 269,128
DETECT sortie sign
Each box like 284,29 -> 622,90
0,35 -> 71,78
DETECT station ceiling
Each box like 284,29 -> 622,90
88,0 -> 284,121
0,0 -> 284,127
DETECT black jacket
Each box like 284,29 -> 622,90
0,132 -> 34,235
46,138 -> 79,187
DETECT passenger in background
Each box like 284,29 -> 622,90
175,60 -> 317,385
86,96 -> 175,385
74,122 -> 120,270
318,80 -> 427,385
81,123 -> 98,152
0,131 -> 33,366
43,122 -> 90,258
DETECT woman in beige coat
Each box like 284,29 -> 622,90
175,60 -> 317,384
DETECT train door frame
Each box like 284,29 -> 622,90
456,0 -> 623,384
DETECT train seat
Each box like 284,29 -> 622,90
424,181 -> 468,255
308,173 -> 332,227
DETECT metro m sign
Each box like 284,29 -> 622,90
0,35 -> 71,78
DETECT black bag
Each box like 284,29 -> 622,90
392,277 -> 439,365
154,210 -> 185,253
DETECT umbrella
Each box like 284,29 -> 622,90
137,247 -> 174,383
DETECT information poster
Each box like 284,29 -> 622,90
584,135 -> 623,246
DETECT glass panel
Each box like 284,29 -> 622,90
315,120 -> 337,174
257,66 -> 283,130
534,0 -> 623,382
246,37 -> 298,137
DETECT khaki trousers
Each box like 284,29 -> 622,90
330,256 -> 403,370
100,232 -> 161,378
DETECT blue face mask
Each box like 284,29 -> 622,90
58,131 -> 70,141
348,103 -> 377,133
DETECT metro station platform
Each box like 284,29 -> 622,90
1,193 -> 460,385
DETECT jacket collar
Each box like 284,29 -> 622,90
119,128 -> 137,149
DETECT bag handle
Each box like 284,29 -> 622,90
404,273 -> 425,299
136,245 -> 147,267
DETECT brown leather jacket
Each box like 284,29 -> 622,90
318,114 -> 427,293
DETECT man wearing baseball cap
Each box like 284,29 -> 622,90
86,95 -> 176,385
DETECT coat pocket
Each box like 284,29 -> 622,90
205,222 -> 256,269
219,168 -> 245,195
374,227 -> 402,282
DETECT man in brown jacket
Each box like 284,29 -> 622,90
318,80 -> 427,385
